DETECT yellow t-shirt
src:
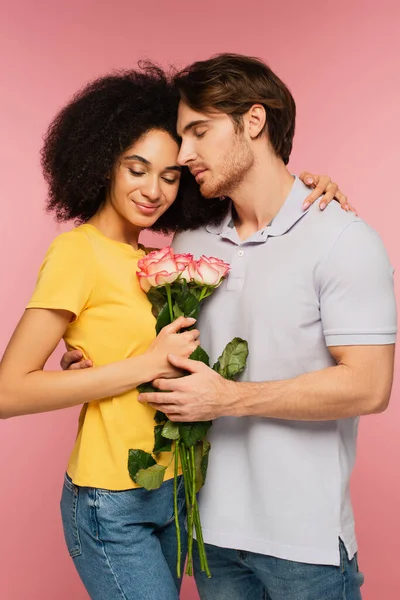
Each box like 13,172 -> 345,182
27,223 -> 175,490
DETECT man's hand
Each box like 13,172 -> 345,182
299,172 -> 357,214
138,354 -> 237,421
60,350 -> 93,371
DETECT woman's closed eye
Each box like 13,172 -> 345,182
162,177 -> 179,185
129,169 -> 146,177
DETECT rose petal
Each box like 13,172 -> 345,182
154,270 -> 181,286
146,257 -> 179,276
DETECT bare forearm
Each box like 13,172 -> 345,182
232,363 -> 392,421
0,353 -> 159,419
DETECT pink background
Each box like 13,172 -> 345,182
1,1 -> 399,598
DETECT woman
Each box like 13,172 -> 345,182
0,64 -> 348,599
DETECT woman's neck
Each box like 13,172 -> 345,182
88,203 -> 141,249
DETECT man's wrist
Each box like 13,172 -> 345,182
225,380 -> 272,418
222,379 -> 245,417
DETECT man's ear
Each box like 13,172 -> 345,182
244,104 -> 266,139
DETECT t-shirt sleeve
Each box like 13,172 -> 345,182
26,231 -> 95,321
318,221 -> 397,346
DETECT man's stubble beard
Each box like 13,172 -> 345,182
200,132 -> 254,199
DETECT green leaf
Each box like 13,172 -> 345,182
153,424 -> 172,454
173,303 -> 185,319
179,421 -> 212,448
189,346 -> 210,366
154,410 -> 167,424
186,284 -> 202,299
194,439 -> 211,492
202,281 -> 226,300
156,303 -> 172,334
134,464 -> 167,490
174,290 -> 200,320
128,449 -> 156,481
200,439 -> 211,485
162,420 -> 181,440
147,288 -> 168,319
212,360 -> 221,373
137,382 -> 158,394
171,279 -> 186,294
212,337 -> 249,380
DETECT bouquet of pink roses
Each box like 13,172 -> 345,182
128,247 -> 248,578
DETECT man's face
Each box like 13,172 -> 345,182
176,101 -> 253,198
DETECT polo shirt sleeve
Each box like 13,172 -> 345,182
318,221 -> 397,346
26,231 -> 95,322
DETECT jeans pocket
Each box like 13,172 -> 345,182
339,539 -> 365,597
60,474 -> 82,558
353,553 -> 365,588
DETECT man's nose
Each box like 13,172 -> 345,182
177,141 -> 196,166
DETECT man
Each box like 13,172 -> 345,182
136,54 -> 397,599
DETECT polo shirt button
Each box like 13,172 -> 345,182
237,249 -> 244,256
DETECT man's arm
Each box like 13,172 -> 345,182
227,344 -> 395,419
137,344 -> 394,422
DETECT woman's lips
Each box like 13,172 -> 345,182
134,202 -> 160,215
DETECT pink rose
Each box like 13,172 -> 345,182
190,256 -> 230,287
174,253 -> 194,273
174,253 -> 193,265
138,246 -> 173,270
137,246 -> 182,293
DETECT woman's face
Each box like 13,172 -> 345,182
108,129 -> 181,229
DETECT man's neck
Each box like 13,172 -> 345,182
230,153 -> 295,241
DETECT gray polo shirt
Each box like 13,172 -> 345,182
172,177 -> 397,566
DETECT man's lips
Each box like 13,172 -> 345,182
191,168 -> 207,181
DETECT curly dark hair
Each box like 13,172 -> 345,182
41,63 -> 229,233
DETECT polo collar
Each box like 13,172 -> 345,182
206,206 -> 234,235
266,177 -> 312,237
205,177 -> 313,241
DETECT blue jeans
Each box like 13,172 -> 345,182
194,539 -> 364,600
60,473 -> 187,600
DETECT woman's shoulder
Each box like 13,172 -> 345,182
45,226 -> 95,262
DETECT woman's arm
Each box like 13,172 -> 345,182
0,308 -> 198,419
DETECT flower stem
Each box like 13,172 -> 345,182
165,284 -> 174,322
179,445 -> 193,575
184,445 -> 197,576
193,498 -> 211,577
179,444 -> 190,515
174,441 -> 181,579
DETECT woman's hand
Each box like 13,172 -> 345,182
299,172 -> 357,214
60,316 -> 200,382
147,316 -> 200,378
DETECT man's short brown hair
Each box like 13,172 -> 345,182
174,53 -> 296,165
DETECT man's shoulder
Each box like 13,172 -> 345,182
306,201 -> 381,250
309,200 -> 360,230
